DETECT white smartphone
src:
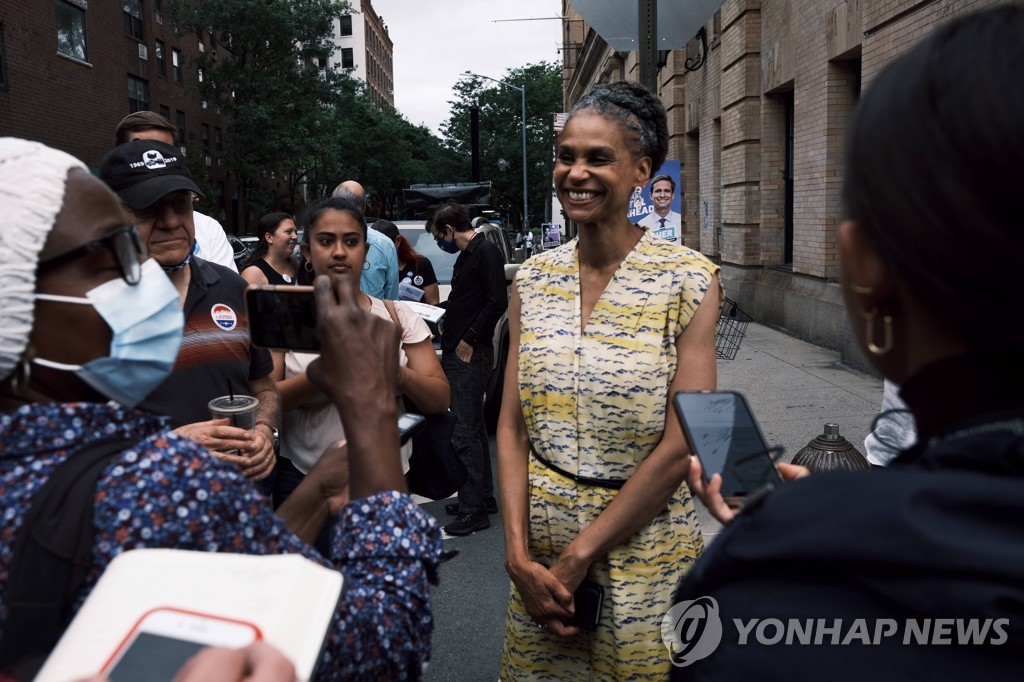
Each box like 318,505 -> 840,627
102,607 -> 261,682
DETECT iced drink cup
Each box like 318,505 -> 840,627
208,395 -> 260,430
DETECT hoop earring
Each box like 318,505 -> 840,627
362,261 -> 370,271
862,305 -> 894,355
849,282 -> 874,295
304,260 -> 314,273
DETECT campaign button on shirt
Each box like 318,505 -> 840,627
211,303 -> 238,331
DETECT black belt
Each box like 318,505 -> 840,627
531,447 -> 629,490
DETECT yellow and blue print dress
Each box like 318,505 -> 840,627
501,229 -> 719,680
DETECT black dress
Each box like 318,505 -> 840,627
251,258 -> 295,286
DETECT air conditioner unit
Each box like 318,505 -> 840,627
138,44 -> 148,60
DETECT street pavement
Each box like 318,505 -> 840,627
419,322 -> 883,681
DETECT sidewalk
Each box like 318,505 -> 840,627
422,322 -> 883,681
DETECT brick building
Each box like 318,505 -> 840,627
562,0 -> 1001,369
0,1 -> 234,224
328,0 -> 394,110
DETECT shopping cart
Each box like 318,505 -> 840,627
715,297 -> 752,360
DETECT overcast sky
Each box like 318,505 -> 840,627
370,0 -> 563,135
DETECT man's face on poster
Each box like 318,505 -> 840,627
651,179 -> 674,212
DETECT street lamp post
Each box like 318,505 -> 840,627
464,71 -> 528,231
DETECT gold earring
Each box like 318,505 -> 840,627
862,305 -> 893,355
849,282 -> 875,295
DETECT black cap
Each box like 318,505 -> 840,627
99,140 -> 203,209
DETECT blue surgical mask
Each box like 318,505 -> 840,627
33,259 -> 184,407
437,229 -> 459,254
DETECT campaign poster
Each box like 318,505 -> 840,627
627,159 -> 682,244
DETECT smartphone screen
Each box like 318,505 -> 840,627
245,285 -> 319,351
104,609 -> 259,682
674,391 -> 782,498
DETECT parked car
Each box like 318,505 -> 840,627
396,220 -> 519,429
229,235 -> 259,268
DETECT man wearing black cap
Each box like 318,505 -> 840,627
100,140 -> 278,482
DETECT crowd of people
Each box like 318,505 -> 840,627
0,5 -> 1021,680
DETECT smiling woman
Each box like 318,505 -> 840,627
498,81 -> 722,680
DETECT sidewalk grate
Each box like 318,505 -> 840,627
715,297 -> 752,360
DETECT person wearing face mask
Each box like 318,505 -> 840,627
0,137 -> 443,679
426,201 -> 507,535
98,140 -> 279,484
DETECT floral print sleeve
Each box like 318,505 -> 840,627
0,403 -> 442,681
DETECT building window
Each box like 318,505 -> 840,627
340,15 -> 353,36
201,123 -> 210,152
341,47 -> 353,69
123,0 -> 144,41
159,104 -> 170,120
128,75 -> 149,112
153,0 -> 162,24
172,48 -> 182,84
214,127 -> 222,151
155,39 -> 165,76
55,0 -> 88,62
175,110 -> 186,145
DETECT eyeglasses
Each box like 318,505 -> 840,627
127,192 -> 194,223
37,225 -> 146,285
432,227 -> 449,243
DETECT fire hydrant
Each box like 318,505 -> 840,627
792,423 -> 870,473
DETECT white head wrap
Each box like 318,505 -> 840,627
0,138 -> 86,382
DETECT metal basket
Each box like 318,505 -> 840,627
715,297 -> 752,360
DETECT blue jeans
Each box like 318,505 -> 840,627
442,345 -> 493,514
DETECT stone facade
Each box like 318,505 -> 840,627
562,0 -> 1001,370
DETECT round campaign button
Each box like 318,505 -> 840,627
413,275 -> 424,286
211,303 -> 238,331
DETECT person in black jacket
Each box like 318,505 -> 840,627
673,6 -> 1024,680
427,201 -> 508,535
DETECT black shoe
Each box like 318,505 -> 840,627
446,497 -> 498,515
444,512 -> 490,536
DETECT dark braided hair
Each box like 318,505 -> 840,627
567,81 -> 669,171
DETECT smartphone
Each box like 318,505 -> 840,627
566,580 -> 604,632
245,285 -> 319,351
102,607 -> 261,682
673,390 -> 783,502
398,412 -> 427,444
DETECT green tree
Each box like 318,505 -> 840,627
441,62 -> 562,230
170,0 -> 350,229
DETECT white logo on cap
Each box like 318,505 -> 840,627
143,150 -> 168,169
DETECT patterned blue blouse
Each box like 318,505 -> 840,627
0,402 -> 442,680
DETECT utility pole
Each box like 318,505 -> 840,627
639,0 -> 658,93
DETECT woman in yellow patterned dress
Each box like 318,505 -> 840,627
498,81 -> 722,680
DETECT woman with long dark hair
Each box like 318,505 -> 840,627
240,212 -> 297,286
371,219 -> 440,305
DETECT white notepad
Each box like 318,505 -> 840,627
36,548 -> 343,682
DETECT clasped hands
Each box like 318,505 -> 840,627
174,420 -> 275,481
509,549 -> 590,638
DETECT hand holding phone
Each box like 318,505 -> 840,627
246,285 -> 319,351
674,391 -> 783,508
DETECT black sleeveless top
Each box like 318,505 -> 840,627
251,258 -> 295,285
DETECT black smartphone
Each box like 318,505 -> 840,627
398,412 -> 426,445
245,285 -> 319,351
567,580 -> 604,632
673,390 -> 783,502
